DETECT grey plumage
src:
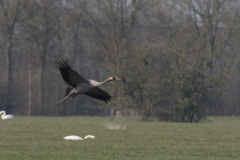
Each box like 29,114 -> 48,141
56,59 -> 120,109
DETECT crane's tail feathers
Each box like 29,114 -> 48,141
66,87 -> 74,96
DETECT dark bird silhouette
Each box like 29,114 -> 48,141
56,59 -> 120,109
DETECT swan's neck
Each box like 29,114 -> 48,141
0,111 -> 6,117
89,78 -> 111,87
84,135 -> 95,139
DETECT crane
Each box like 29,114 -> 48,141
56,59 -> 120,109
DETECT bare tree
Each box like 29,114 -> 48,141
20,0 -> 61,115
73,0 -> 158,120
148,0 -> 240,121
0,0 -> 28,113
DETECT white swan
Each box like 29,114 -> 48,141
0,111 -> 14,120
64,135 -> 83,140
64,135 -> 96,140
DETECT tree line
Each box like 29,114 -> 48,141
0,0 -> 240,122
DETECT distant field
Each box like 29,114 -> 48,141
0,116 -> 240,160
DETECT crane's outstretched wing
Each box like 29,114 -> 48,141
84,87 -> 112,103
57,59 -> 88,87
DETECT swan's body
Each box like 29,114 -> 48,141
56,59 -> 120,109
64,135 -> 96,140
64,135 -> 83,140
0,111 -> 14,120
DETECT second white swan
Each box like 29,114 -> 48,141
0,111 -> 14,120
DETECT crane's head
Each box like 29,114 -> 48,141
109,77 -> 121,81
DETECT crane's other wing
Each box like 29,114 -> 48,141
84,87 -> 112,103
57,59 -> 88,87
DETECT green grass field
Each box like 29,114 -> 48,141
0,116 -> 240,160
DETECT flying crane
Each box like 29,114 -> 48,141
56,59 -> 120,109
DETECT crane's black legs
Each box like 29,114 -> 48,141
60,97 -> 74,110
56,95 -> 70,105
56,89 -> 79,110
56,89 -> 77,105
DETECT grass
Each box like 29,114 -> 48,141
0,116 -> 240,160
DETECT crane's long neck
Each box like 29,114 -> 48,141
90,78 -> 111,87
99,78 -> 111,86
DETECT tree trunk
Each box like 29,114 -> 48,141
40,61 -> 46,116
28,53 -> 32,116
5,42 -> 13,114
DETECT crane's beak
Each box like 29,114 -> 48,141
115,78 -> 121,80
